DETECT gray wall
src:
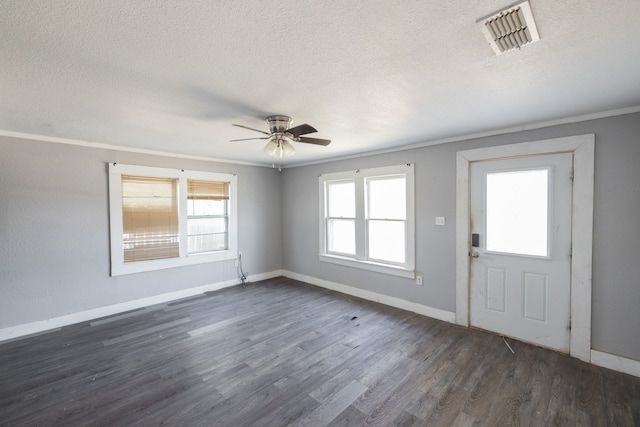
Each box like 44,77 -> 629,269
2,112 -> 639,363
282,112 -> 640,362
0,136 -> 282,328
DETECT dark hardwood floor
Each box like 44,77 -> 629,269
1,277 -> 638,426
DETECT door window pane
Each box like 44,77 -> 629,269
486,169 -> 548,256
368,220 -> 405,263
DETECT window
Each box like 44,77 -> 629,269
326,180 -> 356,255
319,164 -> 415,278
367,175 -> 407,264
187,179 -> 229,254
109,164 -> 237,276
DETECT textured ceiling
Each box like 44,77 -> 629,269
2,0 -> 640,167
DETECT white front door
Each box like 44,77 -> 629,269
469,152 -> 573,352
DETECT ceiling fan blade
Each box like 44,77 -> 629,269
297,136 -> 331,146
287,123 -> 317,137
232,124 -> 271,135
230,137 -> 269,142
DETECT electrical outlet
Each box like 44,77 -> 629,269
416,275 -> 423,285
235,260 -> 239,267
435,216 -> 446,226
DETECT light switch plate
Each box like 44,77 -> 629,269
435,216 -> 446,226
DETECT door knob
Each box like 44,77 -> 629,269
470,251 -> 479,258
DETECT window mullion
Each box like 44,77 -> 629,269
354,177 -> 366,260
225,215 -> 229,251
178,176 -> 188,257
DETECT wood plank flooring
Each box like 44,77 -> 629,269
1,277 -> 639,426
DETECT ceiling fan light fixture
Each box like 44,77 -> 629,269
281,140 -> 295,157
263,138 -> 279,156
232,115 -> 329,160
263,137 -> 295,158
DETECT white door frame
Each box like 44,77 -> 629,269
455,134 -> 595,362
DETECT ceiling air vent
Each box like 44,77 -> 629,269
479,0 -> 540,55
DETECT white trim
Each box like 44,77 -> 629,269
109,163 -> 238,276
282,270 -> 456,323
4,107 -> 636,171
456,134 -> 595,362
455,152 -> 471,327
591,350 -> 640,378
0,130 -> 269,167
318,254 -> 415,279
0,270 -> 282,343
318,164 -> 416,277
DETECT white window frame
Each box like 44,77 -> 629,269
319,164 -> 415,278
108,163 -> 237,276
186,181 -> 230,255
324,179 -> 357,256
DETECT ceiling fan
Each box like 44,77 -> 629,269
231,115 -> 331,159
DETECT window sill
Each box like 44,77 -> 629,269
111,250 -> 236,276
319,254 -> 415,279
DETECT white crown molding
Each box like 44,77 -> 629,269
285,105 -> 640,169
2,106 -> 638,170
0,130 -> 271,168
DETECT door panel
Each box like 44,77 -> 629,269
523,272 -> 547,322
487,268 -> 507,313
470,153 -> 572,352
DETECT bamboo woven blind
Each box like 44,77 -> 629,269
187,180 -> 229,201
122,175 -> 179,262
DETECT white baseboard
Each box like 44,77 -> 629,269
591,349 -> 640,378
0,270 -> 282,343
282,270 -> 456,324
